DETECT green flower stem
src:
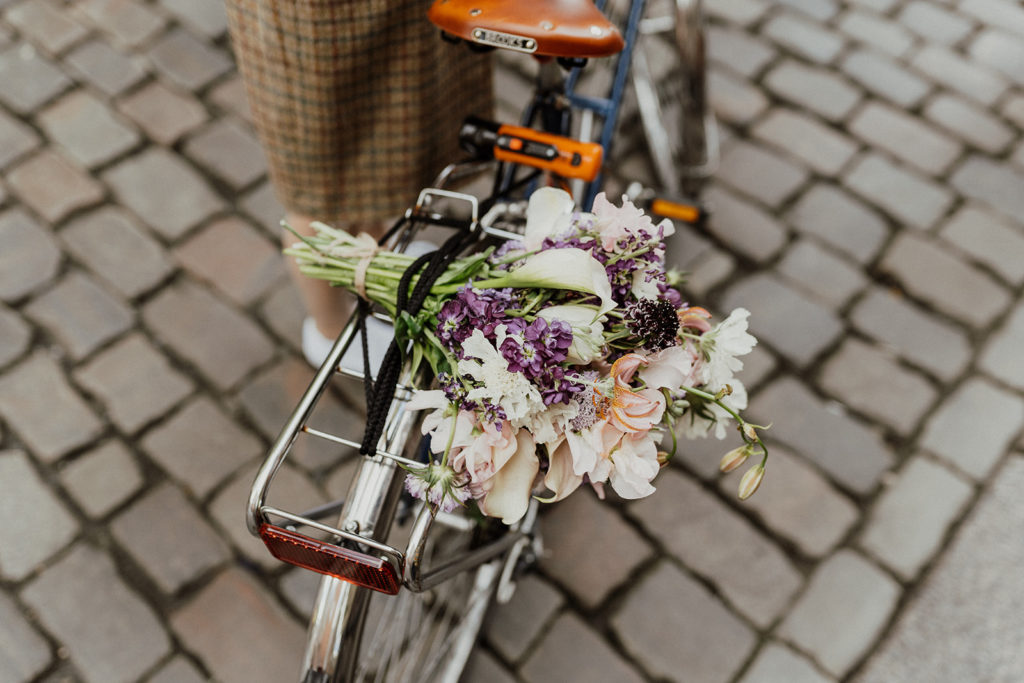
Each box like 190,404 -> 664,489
678,385 -> 769,462
440,407 -> 459,469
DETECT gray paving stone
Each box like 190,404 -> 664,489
848,101 -> 962,176
0,302 -> 31,369
841,50 -> 931,108
961,0 -> 1024,37
157,0 -> 228,38
0,590 -> 52,682
703,184 -> 788,263
820,338 -> 937,436
59,440 -> 144,518
38,90 -> 140,169
838,10 -> 915,57
924,93 -> 1014,154
844,153 -> 953,229
775,0 -> 838,19
922,378 -> 1024,480
147,656 -> 206,683
860,456 -> 973,581
951,155 -> 1024,221
170,569 -> 305,683
611,561 -> 756,683
750,378 -> 894,494
144,279 -> 276,391
708,67 -> 770,125
538,489 -> 654,609
278,566 -> 320,619
779,550 -> 900,677
5,0 -> 88,55
184,118 -> 266,190
74,0 -> 166,47
26,270 -> 134,361
880,232 -> 1010,329
7,150 -> 105,223
969,29 -> 1024,86
209,75 -> 253,123
174,216 -> 284,306
910,44 -> 1008,106
726,445 -> 857,558
707,25 -> 776,78
850,287 -> 972,382
61,207 -> 175,299
63,39 -> 148,96
523,612 -> 645,683
464,650 -> 517,683
258,283 -> 304,351
785,184 -> 888,263
981,303 -> 1024,390
847,0 -> 897,11
0,107 -> 40,169
717,140 -> 809,207
765,59 -> 862,122
74,333 -> 194,433
209,463 -> 326,568
856,455 -> 1024,683
777,239 -> 867,307
630,469 -> 802,627
0,44 -> 72,114
240,180 -> 287,236
0,353 -> 103,462
147,28 -> 232,91
112,483 -> 230,594
940,205 -> 1024,286
900,0 -> 975,44
140,396 -> 260,499
236,357 -> 356,470
738,643 -> 834,683
705,0 -> 769,25
103,148 -> 225,239
117,81 -> 209,145
0,449 -> 79,580
721,273 -> 843,367
485,574 -> 563,663
752,108 -> 858,176
23,543 -> 171,683
1002,94 -> 1024,128
763,12 -> 845,63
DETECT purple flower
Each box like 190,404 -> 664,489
435,285 -> 521,357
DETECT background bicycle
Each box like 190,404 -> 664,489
2,1 -> 1024,682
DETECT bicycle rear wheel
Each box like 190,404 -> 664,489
300,461 -> 510,683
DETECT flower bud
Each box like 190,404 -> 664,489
743,423 -> 758,441
657,451 -> 671,468
719,444 -> 752,473
737,463 -> 765,500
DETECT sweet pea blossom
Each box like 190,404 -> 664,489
699,308 -> 757,388
480,430 -> 539,524
608,433 -> 660,499
591,192 -> 674,251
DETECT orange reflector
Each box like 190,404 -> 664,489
650,198 -> 703,224
259,524 -> 401,595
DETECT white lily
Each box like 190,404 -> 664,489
524,187 -> 576,250
536,304 -> 606,364
480,248 -> 615,319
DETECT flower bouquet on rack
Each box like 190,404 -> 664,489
285,188 -> 769,524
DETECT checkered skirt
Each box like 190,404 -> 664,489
225,0 -> 494,224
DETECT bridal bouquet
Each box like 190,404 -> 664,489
286,188 -> 768,524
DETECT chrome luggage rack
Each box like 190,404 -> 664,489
246,186 -> 535,596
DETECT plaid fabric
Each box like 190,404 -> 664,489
225,0 -> 494,224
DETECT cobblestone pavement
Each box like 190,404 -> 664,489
2,0 -> 1024,681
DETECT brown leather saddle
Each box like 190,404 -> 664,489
428,0 -> 624,58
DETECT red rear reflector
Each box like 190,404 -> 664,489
259,524 -> 401,595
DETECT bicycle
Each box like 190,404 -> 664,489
246,0 -> 714,680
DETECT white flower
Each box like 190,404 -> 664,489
524,187 -> 576,250
484,248 -> 615,319
630,266 -> 662,300
458,329 -> 545,425
682,380 -> 748,440
608,433 -> 660,499
536,304 -> 606,364
700,308 -> 757,388
480,430 -> 540,524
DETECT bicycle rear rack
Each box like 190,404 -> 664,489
247,188 -> 532,595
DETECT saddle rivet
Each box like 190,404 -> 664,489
590,25 -> 604,35
469,7 -> 481,15
541,20 -> 554,30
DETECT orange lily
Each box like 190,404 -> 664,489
600,354 -> 665,433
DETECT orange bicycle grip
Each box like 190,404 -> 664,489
493,124 -> 603,181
